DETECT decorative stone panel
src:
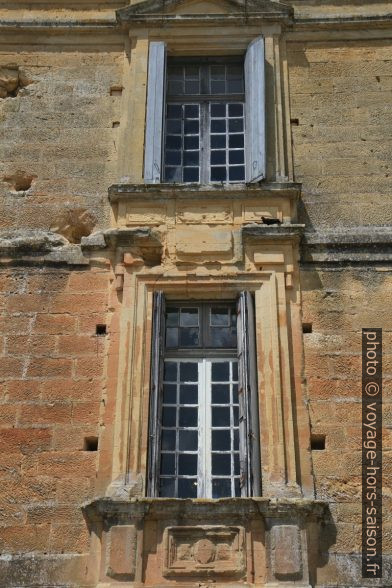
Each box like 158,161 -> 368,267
271,524 -> 302,580
163,525 -> 246,578
106,524 -> 137,580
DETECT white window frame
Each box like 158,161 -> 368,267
144,38 -> 265,184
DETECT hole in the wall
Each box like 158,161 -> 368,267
302,322 -> 313,334
112,121 -> 120,128
110,85 -> 123,96
3,170 -> 37,192
290,118 -> 299,126
96,324 -> 107,336
311,434 -> 326,451
84,436 -> 98,452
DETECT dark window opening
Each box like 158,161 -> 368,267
311,434 -> 326,451
84,436 -> 98,452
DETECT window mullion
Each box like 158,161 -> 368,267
204,358 -> 212,498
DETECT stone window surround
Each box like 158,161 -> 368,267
117,23 -> 293,185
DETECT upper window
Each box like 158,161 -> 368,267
144,39 -> 265,185
148,293 -> 261,499
164,59 -> 245,184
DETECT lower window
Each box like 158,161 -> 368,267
148,295 -> 261,499
159,358 -> 240,498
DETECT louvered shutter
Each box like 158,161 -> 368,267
147,291 -> 165,496
237,291 -> 262,496
245,37 -> 266,183
144,42 -> 166,183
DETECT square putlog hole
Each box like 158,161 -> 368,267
311,434 -> 326,451
84,436 -> 98,452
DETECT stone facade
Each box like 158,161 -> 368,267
0,1 -> 391,587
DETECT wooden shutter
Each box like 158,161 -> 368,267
147,291 -> 165,496
245,37 -> 266,183
144,42 -> 166,184
237,291 -> 262,496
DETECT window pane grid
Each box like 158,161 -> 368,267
210,103 -> 245,183
164,103 -> 200,183
159,360 -> 199,498
210,360 -> 240,498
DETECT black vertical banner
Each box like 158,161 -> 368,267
362,329 -> 382,579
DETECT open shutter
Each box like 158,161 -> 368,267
147,291 -> 165,496
144,42 -> 166,184
237,291 -> 262,496
245,37 -> 266,183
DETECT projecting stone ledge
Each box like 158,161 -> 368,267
83,497 -> 327,587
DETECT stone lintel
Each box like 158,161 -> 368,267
242,223 -> 305,242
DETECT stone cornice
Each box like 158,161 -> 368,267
108,182 -> 302,203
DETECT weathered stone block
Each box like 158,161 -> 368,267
270,524 -> 302,580
106,524 -> 137,579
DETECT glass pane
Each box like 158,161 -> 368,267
166,151 -> 181,165
180,384 -> 198,405
179,327 -> 199,346
210,308 -> 230,326
164,362 -> 177,382
183,167 -> 199,182
211,151 -> 226,165
166,135 -> 182,149
160,453 -> 175,475
232,362 -> 238,381
159,477 -> 175,497
180,308 -> 199,327
166,119 -> 182,134
229,166 -> 245,181
229,134 -> 244,148
211,104 -> 226,117
211,119 -> 226,133
179,430 -> 198,451
162,407 -> 176,427
210,327 -> 237,348
234,453 -> 240,475
168,80 -> 183,94
229,150 -> 244,164
184,136 -> 199,150
234,429 -> 239,450
232,384 -> 239,404
184,120 -> 199,134
212,384 -> 230,404
167,66 -> 182,80
167,104 -> 182,118
183,151 -> 199,166
229,118 -> 243,133
211,362 -> 230,382
211,80 -> 225,93
165,167 -> 182,182
235,478 -> 241,497
210,65 -> 225,79
179,407 -> 198,427
178,454 -> 197,475
212,453 -> 231,475
212,407 -> 230,427
184,104 -> 198,117
212,429 -> 231,451
211,135 -> 226,149
212,478 -> 231,498
180,362 -> 198,382
166,327 -> 178,347
178,478 -> 197,498
228,103 -> 243,117
233,406 -> 239,426
227,79 -> 243,93
185,81 -> 199,94
166,309 -> 179,326
161,429 -> 176,451
211,167 -> 226,181
163,383 -> 177,404
185,65 -> 199,78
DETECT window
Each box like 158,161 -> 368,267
144,39 -> 265,184
164,59 -> 245,183
148,294 -> 261,499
